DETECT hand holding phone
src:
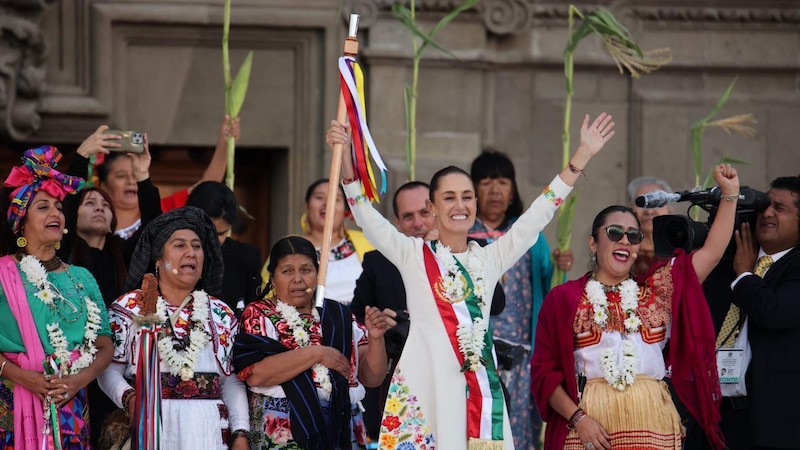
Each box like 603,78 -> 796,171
102,130 -> 145,153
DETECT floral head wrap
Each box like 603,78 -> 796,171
3,145 -> 85,235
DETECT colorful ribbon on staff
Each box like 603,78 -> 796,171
133,326 -> 162,450
338,56 -> 387,202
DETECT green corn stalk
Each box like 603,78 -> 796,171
688,77 -> 756,218
553,5 -> 672,287
392,0 -> 479,181
222,0 -> 253,190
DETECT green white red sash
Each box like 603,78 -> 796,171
422,242 -> 504,443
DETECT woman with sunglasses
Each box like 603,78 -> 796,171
531,164 -> 739,450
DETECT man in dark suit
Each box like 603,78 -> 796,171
730,175 -> 800,449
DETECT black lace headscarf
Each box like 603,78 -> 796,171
124,206 -> 223,297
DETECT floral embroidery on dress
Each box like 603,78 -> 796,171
542,185 -> 563,206
321,237 -> 357,261
380,369 -> 436,450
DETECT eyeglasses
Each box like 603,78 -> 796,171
604,225 -> 644,245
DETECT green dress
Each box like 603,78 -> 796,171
0,263 -> 112,448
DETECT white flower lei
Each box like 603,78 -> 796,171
20,255 -> 103,375
434,243 -> 489,372
275,300 -> 332,395
156,291 -> 211,381
585,278 -> 642,389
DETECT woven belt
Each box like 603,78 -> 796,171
161,372 -> 221,400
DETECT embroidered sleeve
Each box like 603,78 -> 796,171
210,297 -> 236,373
108,301 -> 134,363
649,263 -> 675,316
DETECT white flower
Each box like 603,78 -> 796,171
21,257 -> 103,375
585,278 -> 642,390
624,315 -> 642,333
156,291 -> 211,380
276,300 -> 332,396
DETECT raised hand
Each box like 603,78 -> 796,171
714,163 -> 740,196
128,133 -> 152,182
76,125 -> 118,158
579,113 -> 615,157
325,120 -> 355,180
221,114 -> 241,140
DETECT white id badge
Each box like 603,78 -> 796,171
716,348 -> 745,384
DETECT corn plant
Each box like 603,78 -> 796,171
392,0 -> 479,181
222,0 -> 253,189
554,5 -> 671,287
691,77 -> 756,189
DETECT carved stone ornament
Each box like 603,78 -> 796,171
0,0 -> 57,140
344,0 -> 800,35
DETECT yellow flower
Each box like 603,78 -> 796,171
385,397 -> 402,414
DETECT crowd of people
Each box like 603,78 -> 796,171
0,107 -> 796,450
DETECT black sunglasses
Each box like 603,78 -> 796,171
604,225 -> 644,245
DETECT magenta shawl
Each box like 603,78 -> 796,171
0,255 -> 47,450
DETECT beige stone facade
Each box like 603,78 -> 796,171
1,0 -> 798,267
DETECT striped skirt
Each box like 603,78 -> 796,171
563,376 -> 682,450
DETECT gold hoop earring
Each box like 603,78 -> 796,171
54,241 -> 61,251
16,236 -> 27,248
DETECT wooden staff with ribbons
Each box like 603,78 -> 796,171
315,15 -> 360,308
316,14 -> 388,308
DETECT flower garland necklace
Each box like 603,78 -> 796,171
434,243 -> 489,372
585,277 -> 641,390
156,291 -> 210,381
275,300 -> 333,395
20,255 -> 103,375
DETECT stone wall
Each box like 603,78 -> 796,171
1,0 -> 798,267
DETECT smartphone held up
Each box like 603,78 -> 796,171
102,130 -> 145,153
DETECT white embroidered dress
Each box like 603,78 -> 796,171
98,290 -> 249,450
344,175 -> 571,450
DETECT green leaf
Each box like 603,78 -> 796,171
698,77 -> 738,125
690,124 -> 704,179
228,51 -> 253,118
418,0 -> 479,56
392,3 -> 458,59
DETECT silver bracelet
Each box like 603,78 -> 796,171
0,360 -> 8,378
721,192 -> 740,202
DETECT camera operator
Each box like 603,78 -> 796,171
350,181 -> 507,444
684,174 -> 800,450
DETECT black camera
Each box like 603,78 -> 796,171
652,186 -> 769,257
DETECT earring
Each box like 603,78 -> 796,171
16,236 -> 27,248
155,264 -> 160,278
591,253 -> 597,262
54,241 -> 61,250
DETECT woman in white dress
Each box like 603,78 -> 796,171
325,113 -> 615,449
98,206 -> 249,449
